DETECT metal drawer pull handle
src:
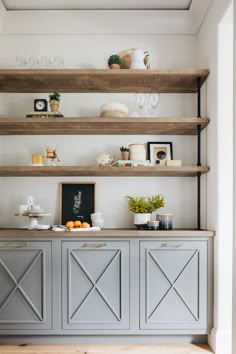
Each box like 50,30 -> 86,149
0,243 -> 31,248
161,242 -> 184,248
81,243 -> 106,248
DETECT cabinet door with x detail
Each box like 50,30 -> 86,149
0,241 -> 51,330
140,240 -> 208,332
62,241 -> 129,330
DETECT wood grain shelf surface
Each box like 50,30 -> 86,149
0,343 -> 214,353
0,343 -> 213,354
0,166 -> 209,177
0,69 -> 209,93
0,229 -> 215,237
0,117 -> 210,135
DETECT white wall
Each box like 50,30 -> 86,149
197,0 -> 233,353
0,34 -> 204,229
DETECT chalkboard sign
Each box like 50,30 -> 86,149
60,182 -> 95,225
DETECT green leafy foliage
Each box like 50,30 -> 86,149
49,92 -> 61,102
108,54 -> 122,67
119,146 -> 130,152
126,195 -> 165,213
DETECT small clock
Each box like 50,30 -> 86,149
34,99 -> 48,112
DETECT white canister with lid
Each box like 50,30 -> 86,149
129,143 -> 146,161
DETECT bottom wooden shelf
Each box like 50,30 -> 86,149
0,166 -> 209,177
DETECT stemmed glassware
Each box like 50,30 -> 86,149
149,93 -> 160,116
134,93 -> 160,117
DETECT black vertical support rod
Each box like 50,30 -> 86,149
197,77 -> 201,230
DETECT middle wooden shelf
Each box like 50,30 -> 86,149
0,166 -> 210,177
0,117 -> 209,135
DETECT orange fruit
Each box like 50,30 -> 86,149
66,221 -> 74,229
81,222 -> 90,228
74,220 -> 82,228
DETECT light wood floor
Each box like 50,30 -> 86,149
0,344 -> 214,354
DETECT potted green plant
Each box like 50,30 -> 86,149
127,194 -> 165,228
119,146 -> 130,160
49,92 -> 61,112
108,55 -> 122,69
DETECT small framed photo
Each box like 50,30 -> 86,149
60,182 -> 95,225
147,142 -> 173,165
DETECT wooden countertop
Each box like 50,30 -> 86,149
0,229 -> 215,238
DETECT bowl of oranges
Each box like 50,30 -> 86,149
65,220 -> 91,231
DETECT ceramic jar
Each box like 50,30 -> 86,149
129,143 -> 146,161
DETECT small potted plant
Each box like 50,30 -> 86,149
108,55 -> 122,69
119,146 -> 130,160
49,92 -> 61,112
126,194 -> 165,229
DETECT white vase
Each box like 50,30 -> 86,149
134,213 -> 152,229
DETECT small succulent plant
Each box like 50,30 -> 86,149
108,55 -> 122,68
49,92 -> 61,102
119,146 -> 130,152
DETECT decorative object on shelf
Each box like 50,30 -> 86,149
15,195 -> 50,229
91,212 -> 104,228
127,194 -> 165,229
119,146 -> 130,160
148,93 -> 160,116
26,112 -> 64,118
166,160 -> 182,167
60,182 -> 95,226
100,102 -> 128,117
49,92 -> 61,113
135,93 -> 146,116
108,54 -> 122,69
16,56 -> 65,69
45,143 -> 60,166
95,153 -> 114,166
147,220 -> 160,230
117,48 -> 151,69
147,142 -> 173,165
34,99 -> 48,112
127,49 -> 151,69
32,153 -> 44,166
113,160 -> 151,167
157,213 -> 173,230
129,143 -> 146,161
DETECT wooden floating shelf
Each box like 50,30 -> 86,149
0,166 -> 210,177
0,69 -> 209,93
0,117 -> 210,135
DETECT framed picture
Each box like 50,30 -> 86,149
60,182 -> 95,225
147,142 -> 173,165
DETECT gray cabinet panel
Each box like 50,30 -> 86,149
140,240 -> 207,330
0,241 -> 51,330
62,241 -> 129,330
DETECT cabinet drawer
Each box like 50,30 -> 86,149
140,240 -> 207,331
62,241 -> 130,330
0,241 -> 51,330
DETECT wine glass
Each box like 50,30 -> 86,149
135,93 -> 146,116
149,93 -> 160,116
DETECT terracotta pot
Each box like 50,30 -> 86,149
121,151 -> 129,160
50,100 -> 60,113
109,64 -> 120,69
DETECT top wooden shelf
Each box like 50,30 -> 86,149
0,69 -> 209,93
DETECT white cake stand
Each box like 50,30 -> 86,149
15,213 -> 51,230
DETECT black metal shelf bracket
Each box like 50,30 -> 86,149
197,77 -> 201,230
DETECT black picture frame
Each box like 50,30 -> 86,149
147,142 -> 173,165
60,182 -> 95,225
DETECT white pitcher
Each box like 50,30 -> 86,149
128,49 -> 151,69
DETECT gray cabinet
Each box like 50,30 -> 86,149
140,240 -> 207,331
0,241 -> 51,330
62,241 -> 129,330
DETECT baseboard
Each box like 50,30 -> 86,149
208,328 -> 232,354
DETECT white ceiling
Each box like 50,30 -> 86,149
1,0 -> 192,11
